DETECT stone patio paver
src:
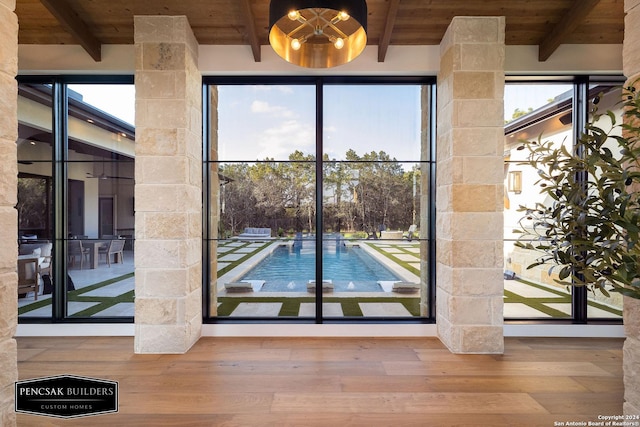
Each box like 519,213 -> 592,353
219,253 -> 246,262
299,303 -> 343,317
384,248 -> 406,254
587,305 -> 623,318
234,247 -> 257,253
505,280 -> 564,298
504,303 -> 552,318
97,303 -> 135,317
394,254 -> 419,262
359,302 -> 412,317
229,303 -> 282,317
19,240 -> 624,319
544,303 -> 573,315
82,278 -> 134,297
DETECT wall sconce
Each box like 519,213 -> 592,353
269,0 -> 367,68
508,171 -> 522,194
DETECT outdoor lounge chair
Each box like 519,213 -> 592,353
392,282 -> 420,293
18,242 -> 52,276
307,279 -> 334,293
19,242 -> 53,295
224,282 -> 255,292
236,227 -> 272,241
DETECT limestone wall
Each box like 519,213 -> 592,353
0,0 -> 18,424
624,0 -> 640,416
436,17 -> 505,354
209,85 -> 219,316
134,16 -> 203,354
419,85 -> 430,316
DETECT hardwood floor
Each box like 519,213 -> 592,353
16,336 -> 624,426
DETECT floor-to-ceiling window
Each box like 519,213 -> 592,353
503,77 -> 624,322
204,77 -> 435,322
17,77 -> 135,321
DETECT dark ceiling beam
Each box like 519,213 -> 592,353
39,0 -> 102,62
538,0 -> 600,61
240,0 -> 261,62
378,0 -> 401,62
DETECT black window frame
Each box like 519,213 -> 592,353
16,75 -> 135,324
202,76 -> 437,324
504,75 -> 626,325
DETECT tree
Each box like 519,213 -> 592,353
17,176 -> 51,236
323,157 -> 358,232
346,150 -> 409,232
218,163 -> 258,236
249,158 -> 290,230
514,83 -> 640,299
509,107 -> 534,122
218,148 -> 416,236
287,151 -> 315,231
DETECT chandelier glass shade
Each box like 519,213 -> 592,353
269,0 -> 367,68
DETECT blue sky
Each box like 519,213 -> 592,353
70,84 -> 136,125
72,82 -> 568,163
504,83 -> 572,121
217,84 -> 422,163
71,83 -> 424,164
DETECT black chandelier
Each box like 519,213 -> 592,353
269,0 -> 368,68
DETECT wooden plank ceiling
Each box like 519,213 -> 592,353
15,0 -> 625,63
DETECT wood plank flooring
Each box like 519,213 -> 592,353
15,336 -> 624,426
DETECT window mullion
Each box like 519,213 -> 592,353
315,79 -> 324,323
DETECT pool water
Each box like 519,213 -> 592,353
240,240 -> 401,292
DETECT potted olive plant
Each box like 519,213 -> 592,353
514,82 -> 640,300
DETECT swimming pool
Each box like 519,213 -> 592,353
239,240 -> 402,292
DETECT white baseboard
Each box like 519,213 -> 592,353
15,323 -> 625,338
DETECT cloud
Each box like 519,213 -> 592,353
253,85 -> 294,94
250,100 -> 271,113
255,120 -> 315,159
250,100 -> 295,118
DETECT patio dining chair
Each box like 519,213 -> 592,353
17,257 -> 40,300
99,239 -> 125,267
68,240 -> 90,269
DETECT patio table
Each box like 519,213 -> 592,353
81,239 -> 109,269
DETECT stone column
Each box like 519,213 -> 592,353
419,85 -> 431,316
623,0 -> 640,415
134,16 -> 203,354
436,17 -> 505,354
0,1 -> 18,424
208,86 -> 219,316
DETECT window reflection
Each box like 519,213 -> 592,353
504,83 -> 575,319
17,83 -> 54,317
210,83 -> 429,319
17,82 -> 136,319
503,82 -> 623,320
